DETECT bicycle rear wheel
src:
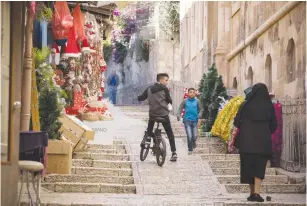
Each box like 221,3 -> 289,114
140,144 -> 150,161
155,137 -> 166,167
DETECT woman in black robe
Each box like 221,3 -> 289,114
234,83 -> 277,202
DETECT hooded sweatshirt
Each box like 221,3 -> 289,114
137,83 -> 172,117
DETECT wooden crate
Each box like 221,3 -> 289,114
59,114 -> 95,152
46,140 -> 72,174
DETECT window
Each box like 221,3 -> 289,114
286,38 -> 296,83
265,54 -> 272,92
246,66 -> 253,87
232,77 -> 238,89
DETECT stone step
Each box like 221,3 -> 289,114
44,174 -> 134,185
212,168 -> 276,175
216,175 -> 289,184
223,202 -> 305,206
84,148 -> 127,154
42,182 -> 136,193
86,144 -> 125,150
225,184 -> 306,194
208,160 -> 271,168
71,167 -> 133,176
73,152 -> 130,161
72,159 -> 132,168
202,154 -> 240,161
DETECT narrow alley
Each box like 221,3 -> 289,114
19,105 -> 306,206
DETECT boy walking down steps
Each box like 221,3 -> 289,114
177,88 -> 204,154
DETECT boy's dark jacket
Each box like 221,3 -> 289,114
137,83 -> 172,118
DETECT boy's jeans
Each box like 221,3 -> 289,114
183,119 -> 198,151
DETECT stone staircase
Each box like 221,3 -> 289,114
196,138 -> 306,195
42,140 -> 136,194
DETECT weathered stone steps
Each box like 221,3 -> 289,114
44,174 -> 134,184
86,144 -> 125,150
208,160 -> 271,168
212,168 -> 276,175
72,159 -> 132,168
83,148 -> 127,154
71,167 -> 132,176
216,175 -> 288,184
202,154 -> 240,161
73,152 -> 130,161
225,184 -> 306,194
42,182 -> 136,193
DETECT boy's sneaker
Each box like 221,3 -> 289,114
188,151 -> 193,155
170,152 -> 177,162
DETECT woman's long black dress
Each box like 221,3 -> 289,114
234,83 -> 277,184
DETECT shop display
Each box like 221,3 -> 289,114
211,96 -> 244,143
271,101 -> 283,167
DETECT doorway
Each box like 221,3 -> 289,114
1,2 -> 25,205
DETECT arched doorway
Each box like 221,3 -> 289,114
286,38 -> 296,83
265,54 -> 272,92
232,77 -> 238,89
246,67 -> 253,87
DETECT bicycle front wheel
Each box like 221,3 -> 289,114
140,144 -> 150,161
155,137 -> 166,167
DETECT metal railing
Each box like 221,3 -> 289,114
279,96 -> 306,172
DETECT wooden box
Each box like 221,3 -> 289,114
46,139 -> 72,174
59,114 -> 95,152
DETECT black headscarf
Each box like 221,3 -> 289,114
241,83 -> 274,121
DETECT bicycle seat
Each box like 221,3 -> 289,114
152,117 -> 167,123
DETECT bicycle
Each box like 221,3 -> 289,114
140,117 -> 167,167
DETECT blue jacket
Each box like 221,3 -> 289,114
177,98 -> 204,121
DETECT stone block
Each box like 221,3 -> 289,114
54,183 -> 100,193
99,183 -> 122,193
266,184 -> 306,193
72,159 -> 93,167
216,175 -> 288,184
74,167 -> 120,176
208,160 -> 240,168
123,185 -> 137,193
225,184 -> 267,193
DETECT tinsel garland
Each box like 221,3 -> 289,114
211,96 -> 244,142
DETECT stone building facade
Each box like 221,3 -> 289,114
180,1 -> 306,99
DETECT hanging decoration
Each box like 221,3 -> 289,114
72,3 -> 86,42
52,1 -> 73,46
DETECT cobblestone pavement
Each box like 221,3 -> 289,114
20,104 -> 306,205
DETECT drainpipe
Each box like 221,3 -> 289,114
20,7 -> 33,131
227,1 -> 300,61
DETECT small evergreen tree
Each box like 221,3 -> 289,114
198,72 -> 207,94
39,86 -> 63,140
199,64 -> 218,122
205,75 -> 227,132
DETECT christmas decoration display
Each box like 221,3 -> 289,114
211,96 -> 244,143
62,27 -> 81,58
43,3 -> 112,121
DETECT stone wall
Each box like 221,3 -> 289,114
105,39 -> 180,105
180,1 -> 306,99
228,2 -> 306,98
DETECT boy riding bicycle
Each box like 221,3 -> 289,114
137,73 -> 177,162
177,88 -> 204,154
